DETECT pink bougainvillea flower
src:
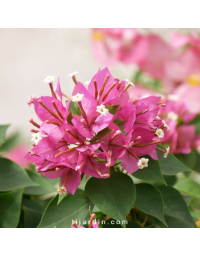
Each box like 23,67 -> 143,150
133,34 -> 175,80
91,30 -> 200,114
119,127 -> 160,174
25,68 -> 168,195
170,31 -> 200,50
76,150 -> 110,178
170,125 -> 195,154
163,37 -> 200,113
158,99 -> 196,154
115,102 -> 136,133
129,84 -> 161,102
44,167 -> 81,195
91,28 -> 147,66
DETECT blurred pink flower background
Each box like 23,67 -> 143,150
91,28 -> 200,155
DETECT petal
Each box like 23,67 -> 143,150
120,151 -> 139,174
61,169 -> 81,195
55,77 -> 62,101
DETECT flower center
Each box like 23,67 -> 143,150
187,73 -> 200,87
92,31 -> 104,41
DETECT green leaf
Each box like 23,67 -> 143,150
132,156 -> 166,185
189,197 -> 200,212
182,195 -> 194,206
24,170 -> 56,196
191,211 -> 200,221
132,70 -> 162,91
90,127 -> 113,143
174,178 -> 200,199
67,111 -> 73,125
157,148 -> 192,175
0,132 -> 20,154
105,105 -> 119,115
134,183 -> 166,225
113,119 -> 124,132
0,124 -> 10,147
163,175 -> 177,186
22,197 -> 45,213
0,188 -> 23,228
194,151 -> 200,173
23,207 -> 43,228
165,215 -> 192,228
0,158 -> 36,192
69,101 -> 81,116
38,189 -> 93,228
189,114 -> 200,135
175,150 -> 197,169
157,185 -> 195,227
85,172 -> 136,228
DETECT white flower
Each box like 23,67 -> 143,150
96,104 -> 109,116
155,128 -> 165,138
84,81 -> 90,86
57,186 -> 67,195
167,94 -> 180,101
163,147 -> 170,158
168,111 -> 178,121
68,71 -> 78,78
31,132 -> 42,145
125,79 -> 135,87
137,158 -> 149,169
162,120 -> 170,131
72,93 -> 84,102
43,76 -> 55,83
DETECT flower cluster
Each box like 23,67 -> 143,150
92,29 -> 200,114
129,85 -> 200,155
157,99 -> 196,154
25,68 -> 168,195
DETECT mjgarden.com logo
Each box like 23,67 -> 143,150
72,219 -> 128,226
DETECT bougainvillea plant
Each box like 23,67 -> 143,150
0,67 -> 198,228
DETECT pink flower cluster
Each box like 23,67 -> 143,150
129,86 -> 200,155
158,99 -> 196,154
92,29 -> 200,114
25,68 -> 168,195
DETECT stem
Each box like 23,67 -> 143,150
140,216 -> 148,228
